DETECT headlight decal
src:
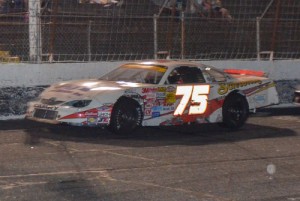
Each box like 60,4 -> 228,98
62,100 -> 92,108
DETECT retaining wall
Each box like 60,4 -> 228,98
0,60 -> 299,119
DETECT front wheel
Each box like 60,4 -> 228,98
222,93 -> 249,129
109,98 -> 143,135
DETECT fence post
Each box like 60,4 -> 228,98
29,0 -> 42,63
181,11 -> 185,59
256,17 -> 261,60
153,14 -> 158,59
87,21 -> 92,62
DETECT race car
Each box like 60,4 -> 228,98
26,60 -> 279,135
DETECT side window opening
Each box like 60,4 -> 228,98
167,66 -> 206,84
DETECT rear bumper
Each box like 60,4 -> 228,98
294,90 -> 300,104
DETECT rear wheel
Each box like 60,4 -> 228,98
109,98 -> 143,135
222,93 -> 249,129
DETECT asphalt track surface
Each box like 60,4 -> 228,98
0,107 -> 299,201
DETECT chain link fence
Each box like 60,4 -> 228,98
0,0 -> 300,63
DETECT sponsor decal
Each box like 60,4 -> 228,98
84,111 -> 98,116
156,99 -> 165,106
152,112 -> 160,118
245,82 -> 275,96
98,104 -> 113,111
167,86 -> 176,92
152,106 -> 163,112
145,93 -> 156,99
158,87 -> 167,92
145,102 -> 153,109
162,106 -> 175,111
142,88 -> 157,93
98,112 -> 110,117
87,117 -> 97,124
253,95 -> 266,104
145,109 -> 152,116
125,90 -> 141,99
98,118 -> 110,124
218,80 -> 262,95
165,92 -> 176,104
156,92 -> 166,99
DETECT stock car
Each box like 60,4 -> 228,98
26,60 -> 279,135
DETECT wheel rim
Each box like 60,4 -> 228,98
228,105 -> 243,121
116,107 -> 137,130
227,98 -> 246,122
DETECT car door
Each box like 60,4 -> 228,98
162,66 -> 213,124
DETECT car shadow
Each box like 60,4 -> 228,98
0,106 -> 298,148
19,119 -> 297,148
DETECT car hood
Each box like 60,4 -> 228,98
41,79 -> 153,101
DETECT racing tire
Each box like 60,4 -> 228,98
109,98 -> 143,135
222,93 -> 249,129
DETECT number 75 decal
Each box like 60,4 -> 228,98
174,85 -> 210,116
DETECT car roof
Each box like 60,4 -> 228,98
125,60 -> 203,69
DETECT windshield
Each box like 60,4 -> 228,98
100,64 -> 168,84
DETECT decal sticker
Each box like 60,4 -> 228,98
84,111 -> 98,116
167,86 -> 176,92
98,112 -> 110,117
145,109 -> 152,116
142,88 -> 157,93
145,103 -> 153,109
253,95 -> 267,104
162,106 -> 175,111
98,118 -> 110,124
218,80 -> 262,95
145,93 -> 156,99
98,104 -> 113,111
158,87 -> 167,92
152,106 -> 163,112
244,82 -> 275,96
156,92 -> 166,99
174,85 -> 210,116
152,112 -> 160,118
87,117 -> 97,125
165,92 -> 176,104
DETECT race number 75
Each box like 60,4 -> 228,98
174,85 -> 210,116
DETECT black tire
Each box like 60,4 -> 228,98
109,98 -> 143,135
222,93 -> 249,129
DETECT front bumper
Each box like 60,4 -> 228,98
26,104 -> 113,127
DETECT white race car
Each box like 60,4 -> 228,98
26,60 -> 279,135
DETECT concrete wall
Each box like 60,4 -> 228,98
1,60 -> 300,86
0,60 -> 299,119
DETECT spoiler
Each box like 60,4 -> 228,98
223,69 -> 266,77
